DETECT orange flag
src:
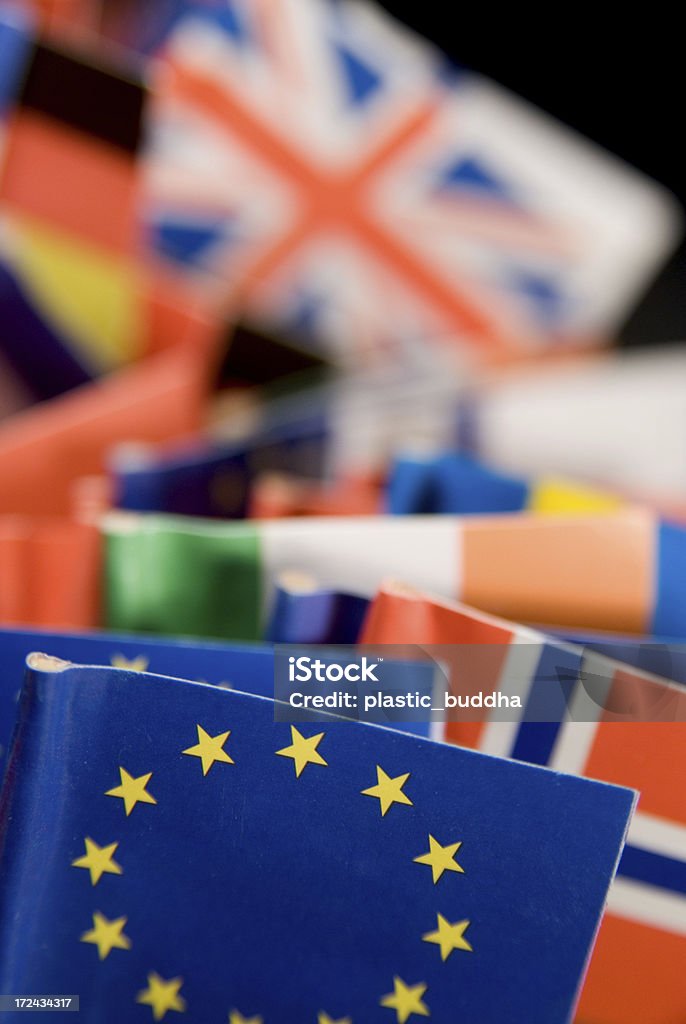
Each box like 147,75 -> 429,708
0,515 -> 100,628
0,344 -> 211,517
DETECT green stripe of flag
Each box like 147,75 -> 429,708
104,516 -> 263,642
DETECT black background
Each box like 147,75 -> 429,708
378,4 -> 686,346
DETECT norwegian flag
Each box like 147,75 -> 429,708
143,0 -> 679,364
528,671 -> 686,1024
361,584 -> 686,1024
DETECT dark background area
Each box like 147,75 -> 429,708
378,3 -> 686,347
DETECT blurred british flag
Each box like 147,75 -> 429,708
138,0 -> 680,365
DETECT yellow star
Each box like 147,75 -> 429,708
136,973 -> 186,1020
318,1014 -> 352,1024
380,977 -> 429,1023
111,654 -> 149,672
229,1012 -> 263,1024
422,914 -> 473,961
80,911 -> 131,960
183,725 -> 235,775
362,766 -> 413,816
106,767 -> 157,816
71,837 -> 122,886
276,726 -> 327,777
413,834 -> 464,884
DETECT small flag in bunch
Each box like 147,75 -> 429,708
388,451 -> 622,516
0,344 -> 210,517
266,571 -> 369,644
457,345 -> 686,504
145,0 -> 679,363
103,509 -> 686,641
0,654 -> 635,1022
325,357 -> 466,481
111,408 -> 330,519
0,516 -> 99,633
0,7 -> 148,399
257,572 -> 686,670
361,583 -> 686,1024
0,6 -> 219,405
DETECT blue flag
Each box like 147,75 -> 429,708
0,628 -> 433,773
266,579 -> 369,644
0,629 -> 275,771
0,658 -> 634,1022
112,411 -> 329,518
388,453 -> 528,515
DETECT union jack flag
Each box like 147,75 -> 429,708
143,0 -> 678,364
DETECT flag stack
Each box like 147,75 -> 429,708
0,3 -> 684,1023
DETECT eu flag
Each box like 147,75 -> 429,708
0,628 -> 434,773
0,627 -> 276,771
0,657 -> 634,1022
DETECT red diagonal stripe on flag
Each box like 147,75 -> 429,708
162,61 -> 521,350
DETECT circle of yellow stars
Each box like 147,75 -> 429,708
71,710 -> 473,1021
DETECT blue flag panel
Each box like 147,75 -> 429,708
0,628 -> 274,769
0,628 -> 433,772
388,454 -> 528,515
0,660 -> 634,1023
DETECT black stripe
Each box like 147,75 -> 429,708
18,42 -> 144,154
217,322 -> 331,390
